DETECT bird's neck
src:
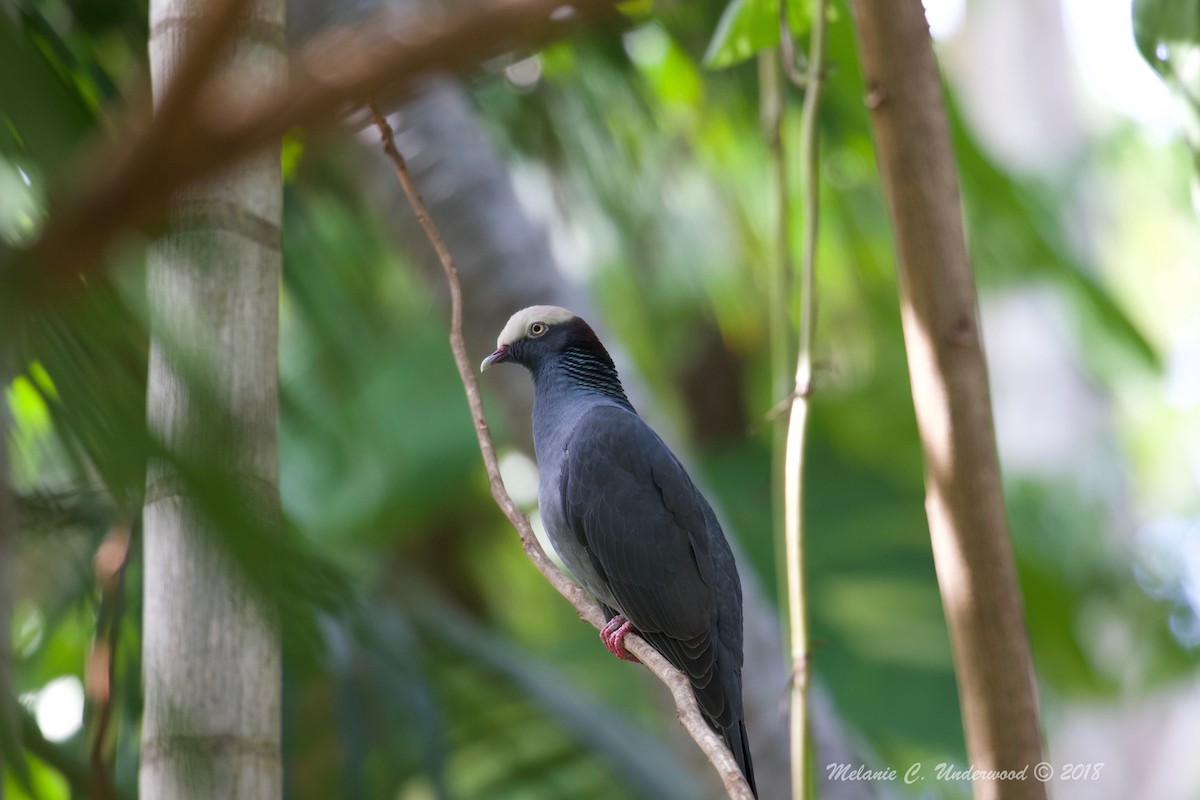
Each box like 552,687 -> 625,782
532,347 -> 634,411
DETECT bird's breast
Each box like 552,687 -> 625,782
536,452 -> 622,612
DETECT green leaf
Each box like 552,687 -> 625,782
1133,0 -> 1200,208
0,9 -> 95,167
402,579 -> 706,800
1132,0 -> 1200,72
705,0 -> 776,69
616,0 -> 654,17
281,129 -> 305,182
704,0 -> 810,69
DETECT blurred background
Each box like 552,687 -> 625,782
2,0 -> 1199,797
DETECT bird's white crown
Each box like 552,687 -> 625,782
496,305 -> 577,347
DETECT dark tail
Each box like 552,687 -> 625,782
723,717 -> 757,797
637,629 -> 756,795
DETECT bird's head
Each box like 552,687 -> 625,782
479,305 -> 582,373
481,305 -> 631,406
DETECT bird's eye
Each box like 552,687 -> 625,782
529,322 -> 548,337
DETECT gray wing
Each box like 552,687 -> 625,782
560,405 -> 742,729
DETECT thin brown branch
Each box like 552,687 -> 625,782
6,0 -> 617,318
367,100 -> 754,800
147,0 -> 250,143
86,523 -> 131,800
847,2 -> 1047,798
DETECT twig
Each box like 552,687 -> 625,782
5,0 -> 618,318
758,46 -> 793,638
778,0 -> 808,89
783,0 -> 827,797
758,46 -> 792,414
748,389 -> 798,438
86,523 -> 131,800
367,100 -> 754,800
146,0 -> 250,153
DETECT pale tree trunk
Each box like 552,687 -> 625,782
848,2 -> 1047,798
140,0 -> 285,797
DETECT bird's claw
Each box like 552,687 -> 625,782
600,615 -> 640,662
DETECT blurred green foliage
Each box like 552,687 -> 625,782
2,0 -> 1198,797
1134,0 -> 1200,211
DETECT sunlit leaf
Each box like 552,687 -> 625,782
616,0 -> 654,17
1132,0 -> 1200,71
282,130 -> 306,183
703,0 -> 810,69
1133,0 -> 1200,208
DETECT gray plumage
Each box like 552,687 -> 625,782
481,306 -> 756,795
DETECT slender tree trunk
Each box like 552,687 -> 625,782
847,2 -> 1047,798
140,1 -> 285,797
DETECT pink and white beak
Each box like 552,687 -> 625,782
480,345 -> 510,372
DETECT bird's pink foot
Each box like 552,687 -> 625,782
600,615 -> 640,662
